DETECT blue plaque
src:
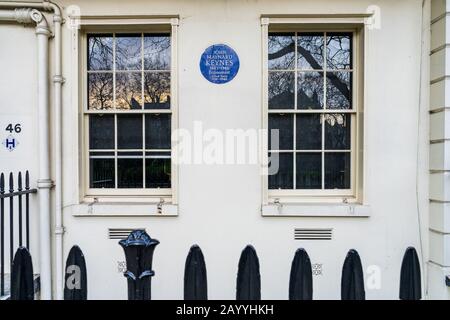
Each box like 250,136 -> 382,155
199,44 -> 240,84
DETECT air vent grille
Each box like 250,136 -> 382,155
108,228 -> 145,240
294,228 -> 333,240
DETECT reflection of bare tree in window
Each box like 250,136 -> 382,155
268,72 -> 294,109
144,73 -> 170,109
144,35 -> 171,70
88,36 -> 113,70
88,73 -> 113,110
116,36 -> 141,70
268,34 -> 351,106
116,73 -> 142,109
326,34 -> 351,69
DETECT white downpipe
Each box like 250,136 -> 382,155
47,1 -> 64,301
36,18 -> 52,300
0,4 -> 57,300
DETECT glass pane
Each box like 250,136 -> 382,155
116,72 -> 142,110
88,35 -> 113,70
144,72 -> 171,109
146,152 -> 171,188
296,152 -> 322,189
268,114 -> 293,150
89,115 -> 114,149
325,114 -> 351,150
296,114 -> 322,150
118,157 -> 143,188
268,72 -> 294,109
325,152 -> 350,189
117,115 -> 143,149
297,72 -> 324,110
268,33 -> 295,70
297,33 -> 324,70
145,114 -> 171,149
115,34 -> 142,70
89,157 -> 115,188
326,72 -> 352,109
326,33 -> 352,70
268,152 -> 293,189
144,34 -> 171,70
88,73 -> 113,110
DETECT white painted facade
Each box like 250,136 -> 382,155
1,0 -> 449,300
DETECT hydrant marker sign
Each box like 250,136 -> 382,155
200,44 -> 240,84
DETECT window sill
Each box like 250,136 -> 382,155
261,203 -> 370,217
69,201 -> 178,217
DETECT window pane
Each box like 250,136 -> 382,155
297,72 -> 324,110
325,152 -> 350,189
88,35 -> 113,70
326,33 -> 352,70
296,152 -> 322,189
268,114 -> 293,150
118,156 -> 143,188
117,115 -> 143,149
268,152 -> 293,189
89,157 -> 115,188
115,34 -> 142,70
268,72 -> 294,109
88,73 -> 113,110
116,72 -> 142,110
145,152 -> 171,188
268,33 -> 295,70
89,115 -> 114,149
326,72 -> 351,109
325,114 -> 351,150
296,114 -> 322,150
145,114 -> 171,149
297,33 -> 324,70
144,34 -> 171,70
144,72 -> 170,109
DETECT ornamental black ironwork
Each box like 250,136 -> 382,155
119,229 -> 159,300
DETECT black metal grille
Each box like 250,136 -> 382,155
0,171 -> 37,296
294,228 -> 333,240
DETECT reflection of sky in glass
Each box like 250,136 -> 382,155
87,33 -> 172,189
88,35 -> 113,70
144,35 -> 171,70
297,33 -> 324,70
268,34 -> 295,70
87,34 -> 171,111
144,72 -> 170,109
268,32 -> 354,191
116,35 -> 142,70
326,33 -> 352,69
115,72 -> 142,110
88,73 -> 113,110
326,72 -> 351,109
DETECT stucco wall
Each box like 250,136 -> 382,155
1,0 -> 431,299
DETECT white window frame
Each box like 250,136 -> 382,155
261,15 -> 368,206
76,16 -> 179,204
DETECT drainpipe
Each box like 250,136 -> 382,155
0,1 -> 64,300
0,6 -> 53,300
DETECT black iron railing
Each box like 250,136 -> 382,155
0,171 -> 37,296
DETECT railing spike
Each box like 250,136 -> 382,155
9,172 -> 13,192
0,173 -> 4,193
25,171 -> 30,190
18,172 -> 22,191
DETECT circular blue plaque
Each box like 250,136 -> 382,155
199,44 -> 240,84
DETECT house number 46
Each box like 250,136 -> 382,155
5,123 -> 21,133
